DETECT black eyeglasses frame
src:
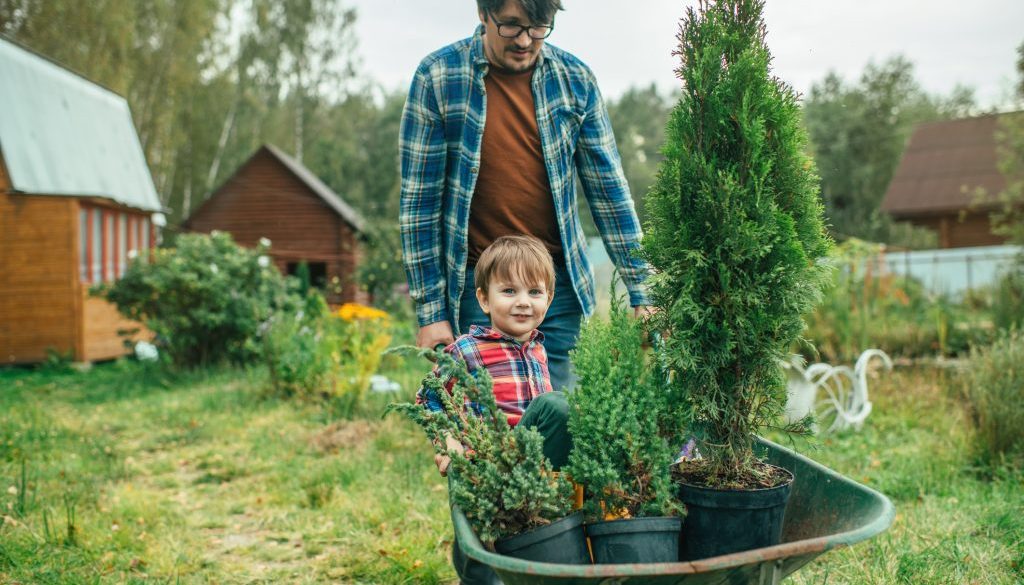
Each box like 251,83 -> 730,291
486,10 -> 555,40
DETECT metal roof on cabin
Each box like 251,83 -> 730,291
262,144 -> 366,233
880,113 -> 1022,218
0,36 -> 161,212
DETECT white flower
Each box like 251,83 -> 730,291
6,486 -> 15,496
259,237 -> 272,248
135,341 -> 159,361
258,256 -> 271,268
209,263 -> 219,274
128,249 -> 138,260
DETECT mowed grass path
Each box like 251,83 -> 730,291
1,361 -> 1021,584
0,360 -> 453,584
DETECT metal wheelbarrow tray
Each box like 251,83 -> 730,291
453,438 -> 895,584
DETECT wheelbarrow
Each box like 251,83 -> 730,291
453,437 -> 895,584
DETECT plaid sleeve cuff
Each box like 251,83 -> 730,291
415,298 -> 448,329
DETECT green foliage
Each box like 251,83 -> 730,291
641,0 -> 832,484
803,57 -> 974,245
98,232 -> 297,367
801,239 -> 993,362
261,296 -> 392,416
356,219 -> 413,317
386,348 -> 572,544
607,84 -> 678,223
991,269 -> 1024,332
566,294 -> 681,520
961,331 -> 1024,468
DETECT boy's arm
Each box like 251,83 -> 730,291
415,342 -> 468,476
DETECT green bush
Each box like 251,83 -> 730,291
98,232 -> 297,367
261,293 -> 331,399
961,331 -> 1024,468
991,267 -> 1024,332
803,240 -> 995,362
262,297 -> 392,416
386,348 -> 573,544
566,294 -> 681,521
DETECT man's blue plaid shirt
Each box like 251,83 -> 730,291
399,26 -> 651,329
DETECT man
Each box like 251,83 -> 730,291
399,0 -> 651,395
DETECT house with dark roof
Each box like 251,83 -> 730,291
881,112 -> 1023,248
0,35 -> 161,364
184,144 -> 367,304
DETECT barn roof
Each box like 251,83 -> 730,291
0,35 -> 161,212
261,144 -> 366,233
881,112 -> 1022,218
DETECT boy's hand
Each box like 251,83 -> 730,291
417,321 -> 454,351
435,435 -> 465,477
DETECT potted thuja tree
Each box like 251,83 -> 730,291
386,349 -> 590,564
566,293 -> 683,563
641,0 -> 833,560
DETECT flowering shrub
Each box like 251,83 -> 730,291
98,232 -> 296,367
262,299 -> 391,416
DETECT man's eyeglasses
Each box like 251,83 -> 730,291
487,11 -> 554,40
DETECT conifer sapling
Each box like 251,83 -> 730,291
642,0 -> 833,488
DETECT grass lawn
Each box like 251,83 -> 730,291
1,359 -> 1021,584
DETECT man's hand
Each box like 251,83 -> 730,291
435,434 -> 465,477
417,321 -> 455,350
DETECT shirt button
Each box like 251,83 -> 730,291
471,166 -> 479,174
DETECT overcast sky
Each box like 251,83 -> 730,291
347,0 -> 1023,110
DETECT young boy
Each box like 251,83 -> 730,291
416,235 -> 571,584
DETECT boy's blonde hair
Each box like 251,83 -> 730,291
474,235 -> 556,297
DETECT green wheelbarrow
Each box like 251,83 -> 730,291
453,438 -> 895,584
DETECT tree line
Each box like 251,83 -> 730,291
1,2 -> 1015,257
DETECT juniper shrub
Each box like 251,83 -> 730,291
386,348 -> 573,544
566,293 -> 682,520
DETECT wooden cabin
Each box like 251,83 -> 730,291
184,144 -> 367,305
881,112 -> 1023,248
0,36 -> 160,365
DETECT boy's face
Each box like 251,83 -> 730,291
476,275 -> 552,342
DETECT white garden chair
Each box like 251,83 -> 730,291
783,349 -> 893,434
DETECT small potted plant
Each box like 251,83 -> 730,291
386,348 -> 590,564
565,293 -> 683,564
641,0 -> 833,560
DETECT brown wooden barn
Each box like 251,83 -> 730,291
881,112 -> 1023,248
184,144 -> 367,305
0,36 -> 161,365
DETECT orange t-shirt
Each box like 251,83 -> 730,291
467,66 -> 562,266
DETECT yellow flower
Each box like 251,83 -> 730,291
336,303 -> 390,323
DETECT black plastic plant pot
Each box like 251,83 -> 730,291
494,511 -> 591,564
586,516 -> 682,564
677,465 -> 794,561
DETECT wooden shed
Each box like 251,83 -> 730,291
0,36 -> 160,364
881,112 -> 1023,248
184,144 -> 367,305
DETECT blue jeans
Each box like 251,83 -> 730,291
457,265 -> 582,392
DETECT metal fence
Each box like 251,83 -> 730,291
586,238 -> 1022,304
867,245 -> 1021,298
